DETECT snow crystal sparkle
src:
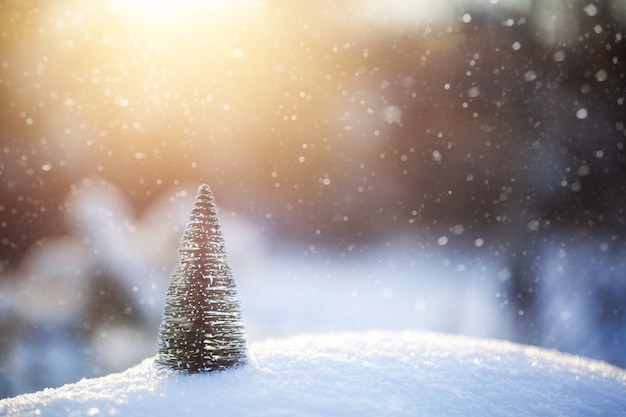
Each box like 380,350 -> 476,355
156,184 -> 247,373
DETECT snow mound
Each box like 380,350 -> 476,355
2,330 -> 625,416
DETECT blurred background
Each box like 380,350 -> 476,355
1,0 -> 625,397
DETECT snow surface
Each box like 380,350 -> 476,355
2,330 -> 625,417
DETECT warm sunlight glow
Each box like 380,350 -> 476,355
114,0 -> 227,18
107,0 -> 264,23
0,0 -> 456,190
126,0 -> 203,18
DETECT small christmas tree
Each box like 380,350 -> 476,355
156,184 -> 247,372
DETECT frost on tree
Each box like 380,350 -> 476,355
156,184 -> 247,372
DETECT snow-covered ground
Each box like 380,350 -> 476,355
2,330 -> 625,416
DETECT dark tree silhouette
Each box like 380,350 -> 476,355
156,184 -> 247,372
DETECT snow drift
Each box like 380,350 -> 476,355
2,330 -> 625,416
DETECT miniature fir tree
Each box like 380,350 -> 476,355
156,184 -> 247,372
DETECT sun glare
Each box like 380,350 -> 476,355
108,0 -> 245,21
114,0 -> 204,19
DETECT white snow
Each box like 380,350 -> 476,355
2,330 -> 625,417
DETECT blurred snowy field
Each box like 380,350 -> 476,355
1,179 -> 624,397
